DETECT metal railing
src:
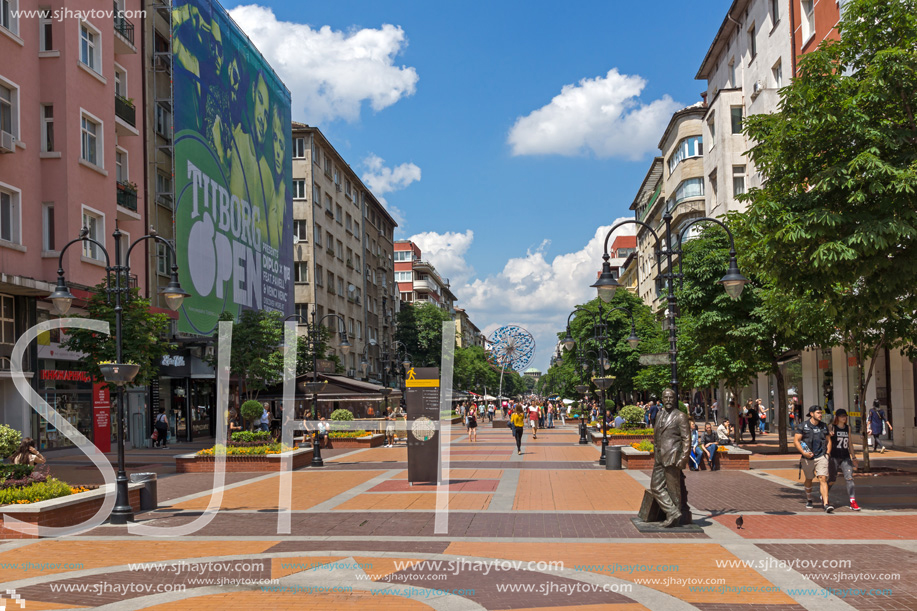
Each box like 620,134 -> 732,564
117,182 -> 138,211
113,13 -> 134,46
115,95 -> 135,126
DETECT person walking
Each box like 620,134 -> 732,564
260,405 -> 271,432
868,400 -> 892,453
528,401 -> 539,440
546,402 -> 555,429
828,409 -> 860,510
487,403 -> 495,423
795,406 -> 834,512
757,399 -> 768,435
710,400 -> 719,426
466,403 -> 478,443
746,400 -> 758,443
153,407 -> 169,449
511,405 -> 526,454
649,400 -> 659,428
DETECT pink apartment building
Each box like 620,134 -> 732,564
0,0 -> 146,447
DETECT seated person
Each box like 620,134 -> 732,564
701,423 -> 720,470
613,413 -> 625,429
716,418 -> 734,445
228,410 -> 242,436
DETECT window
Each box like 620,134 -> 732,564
333,167 -> 340,186
327,271 -> 335,293
673,178 -> 705,203
801,0 -> 815,41
354,254 -> 360,269
707,113 -> 715,141
325,232 -> 333,250
770,0 -> 780,24
115,149 -> 127,183
42,203 -> 54,251
336,239 -> 343,260
156,242 -> 169,275
315,265 -> 324,286
356,321 -> 362,339
155,104 -> 171,138
733,165 -> 746,196
0,186 -> 20,244
348,317 -> 354,336
344,179 -> 351,198
730,106 -> 743,134
292,179 -> 305,199
313,224 -> 322,246
1,0 -> 18,34
113,65 -> 127,98
772,59 -> 783,88
293,219 -> 308,241
353,221 -> 359,235
81,208 -> 104,260
80,114 -> 100,166
747,23 -> 756,61
324,194 -> 332,212
708,169 -> 718,207
0,81 -> 17,138
394,250 -> 413,262
335,204 -> 342,224
294,262 -> 309,283
345,247 -> 353,265
39,8 -> 53,50
0,295 -> 13,345
292,137 -> 305,158
395,271 -> 412,283
345,213 -> 352,232
41,105 -> 53,152
667,136 -> 703,174
80,23 -> 101,74
337,277 -> 344,296
156,172 -> 173,203
728,60 -> 736,88
324,155 -> 332,176
312,140 -> 319,164
295,303 -> 309,321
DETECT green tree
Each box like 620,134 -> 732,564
213,310 -> 284,401
738,0 -> 917,466
295,323 -> 343,377
62,275 -> 174,390
395,302 -> 453,367
677,226 -> 831,449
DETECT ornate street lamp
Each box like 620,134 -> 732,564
287,308 -> 350,467
50,226 -> 188,525
591,213 -> 748,399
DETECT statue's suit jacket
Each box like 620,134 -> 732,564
653,407 -> 691,468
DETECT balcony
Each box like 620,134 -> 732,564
115,95 -> 136,128
113,9 -> 136,54
117,181 -> 138,212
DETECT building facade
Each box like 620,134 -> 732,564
0,0 -> 148,448
629,158 -> 664,309
394,240 -> 456,314
454,307 -> 484,349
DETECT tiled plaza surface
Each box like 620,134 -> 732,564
2,422 -> 916,610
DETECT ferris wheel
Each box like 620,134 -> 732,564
487,325 -> 536,373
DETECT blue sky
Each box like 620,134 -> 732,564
225,0 -> 732,372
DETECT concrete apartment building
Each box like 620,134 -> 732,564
453,307 -> 484,349
696,0 -> 792,218
394,240 -> 456,314
290,123 -> 396,381
791,0 -> 850,67
629,158 -> 664,309
0,0 -> 147,446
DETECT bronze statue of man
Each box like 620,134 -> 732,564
651,388 -> 691,527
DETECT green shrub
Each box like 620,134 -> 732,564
633,440 -> 654,452
328,430 -> 371,438
0,424 -> 22,459
231,431 -> 273,443
607,428 -> 653,436
330,409 -> 354,421
618,405 -> 645,426
0,478 -> 73,505
240,400 -> 265,424
0,464 -> 34,482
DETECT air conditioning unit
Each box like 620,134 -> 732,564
751,80 -> 763,99
0,131 -> 15,153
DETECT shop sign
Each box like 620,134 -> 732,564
162,354 -> 186,367
92,383 -> 111,453
41,369 -> 92,383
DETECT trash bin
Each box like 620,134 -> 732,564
129,472 -> 158,511
605,446 -> 622,470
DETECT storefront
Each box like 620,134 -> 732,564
157,350 -> 215,443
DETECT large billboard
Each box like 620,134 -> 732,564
172,0 -> 293,334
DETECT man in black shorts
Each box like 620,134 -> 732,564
795,406 -> 834,513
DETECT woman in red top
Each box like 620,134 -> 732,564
528,402 -> 540,440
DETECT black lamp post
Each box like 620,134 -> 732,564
562,306 -> 639,465
591,213 -> 748,400
286,308 -> 350,467
49,226 -> 190,525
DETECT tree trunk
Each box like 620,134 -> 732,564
856,342 -> 881,474
731,387 -> 741,445
772,360 -> 789,453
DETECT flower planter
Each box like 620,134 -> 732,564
591,432 -> 654,446
620,445 -> 751,470
324,433 -> 384,448
174,447 -> 314,473
99,363 -> 140,385
0,483 -> 143,539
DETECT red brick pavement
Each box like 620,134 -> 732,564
714,514 -> 917,540
369,479 -> 501,492
760,544 -> 917,611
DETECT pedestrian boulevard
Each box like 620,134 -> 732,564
2,424 -> 916,610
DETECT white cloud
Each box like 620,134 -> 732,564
412,220 -> 637,371
228,5 -> 419,122
507,69 -> 681,160
360,154 -> 421,229
407,230 -> 475,287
